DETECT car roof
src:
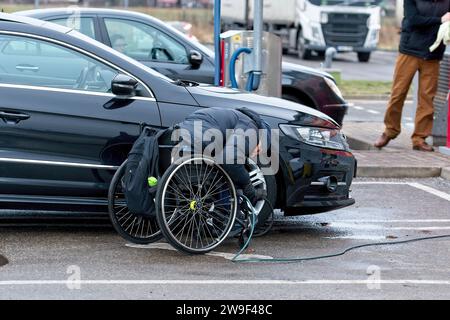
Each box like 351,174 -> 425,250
0,11 -> 72,33
17,7 -> 164,24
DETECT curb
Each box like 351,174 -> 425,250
442,167 -> 450,181
344,95 -> 391,100
357,166 -> 442,179
347,136 -> 376,151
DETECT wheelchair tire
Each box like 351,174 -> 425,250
156,156 -> 238,254
108,160 -> 163,244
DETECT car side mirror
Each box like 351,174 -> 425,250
188,50 -> 203,68
111,74 -> 138,98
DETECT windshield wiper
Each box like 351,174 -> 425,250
174,79 -> 200,87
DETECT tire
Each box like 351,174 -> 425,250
297,30 -> 312,60
108,160 -> 163,244
358,52 -> 371,63
156,157 -> 238,255
246,160 -> 277,229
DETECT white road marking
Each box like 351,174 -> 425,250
390,227 -> 450,231
348,100 -> 412,104
325,235 -> 387,241
407,182 -> 450,202
1,280 -> 450,286
367,109 -> 380,115
353,106 -> 364,110
327,222 -> 450,231
353,182 -> 450,202
337,219 -> 450,223
126,243 -> 274,261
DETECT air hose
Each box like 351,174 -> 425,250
231,199 -> 450,264
229,47 -> 258,92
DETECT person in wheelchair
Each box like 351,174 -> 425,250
174,107 -> 271,206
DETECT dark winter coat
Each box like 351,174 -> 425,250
400,0 -> 450,60
177,107 -> 265,164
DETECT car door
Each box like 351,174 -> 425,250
47,15 -> 101,41
100,16 -> 214,83
0,33 -> 161,199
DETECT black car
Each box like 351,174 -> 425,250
0,13 -> 355,220
17,8 -> 349,125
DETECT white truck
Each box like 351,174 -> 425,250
221,0 -> 382,62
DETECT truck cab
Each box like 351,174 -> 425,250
222,0 -> 382,62
294,0 -> 381,61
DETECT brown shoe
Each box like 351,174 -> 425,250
413,142 -> 435,152
374,133 -> 392,149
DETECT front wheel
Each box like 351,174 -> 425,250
246,160 -> 277,229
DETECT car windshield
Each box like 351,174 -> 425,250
309,0 -> 382,6
67,29 -> 174,83
164,22 -> 214,58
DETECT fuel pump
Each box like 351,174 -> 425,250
213,0 -> 282,97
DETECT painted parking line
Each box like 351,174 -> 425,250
126,242 -> 274,261
323,222 -> 450,231
335,219 -> 450,223
1,279 -> 450,286
353,182 -> 450,202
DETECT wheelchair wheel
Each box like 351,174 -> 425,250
108,160 -> 163,244
156,157 -> 238,254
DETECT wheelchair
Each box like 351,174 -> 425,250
108,127 -> 264,255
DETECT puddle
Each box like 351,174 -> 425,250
0,254 -> 8,267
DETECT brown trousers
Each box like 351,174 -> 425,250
384,53 -> 440,146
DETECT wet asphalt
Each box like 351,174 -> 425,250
0,177 -> 449,300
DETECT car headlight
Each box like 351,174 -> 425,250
324,77 -> 344,100
280,125 -> 348,150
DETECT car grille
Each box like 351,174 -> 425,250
322,13 -> 369,48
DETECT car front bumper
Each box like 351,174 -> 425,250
305,44 -> 375,53
279,137 -> 356,216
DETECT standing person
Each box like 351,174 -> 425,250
375,0 -> 450,152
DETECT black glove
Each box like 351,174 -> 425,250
243,183 -> 267,206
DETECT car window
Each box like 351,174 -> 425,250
104,18 -> 189,64
0,34 -> 119,93
51,17 -> 96,40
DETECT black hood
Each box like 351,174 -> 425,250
186,85 -> 339,129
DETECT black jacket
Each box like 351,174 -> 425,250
400,0 -> 450,60
177,107 -> 263,163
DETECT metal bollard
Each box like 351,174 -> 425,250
324,47 -> 337,69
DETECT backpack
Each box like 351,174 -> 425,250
121,127 -> 165,218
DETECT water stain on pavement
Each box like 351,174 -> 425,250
0,254 -> 8,267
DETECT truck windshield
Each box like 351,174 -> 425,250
309,0 -> 382,6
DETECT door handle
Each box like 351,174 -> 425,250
15,65 -> 39,72
0,111 -> 30,124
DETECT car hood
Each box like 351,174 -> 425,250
282,61 -> 333,80
186,85 -> 339,129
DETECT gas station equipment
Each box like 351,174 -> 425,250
220,30 -> 282,97
434,49 -> 450,155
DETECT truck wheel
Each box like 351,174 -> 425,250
358,52 -> 371,63
297,30 -> 312,60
